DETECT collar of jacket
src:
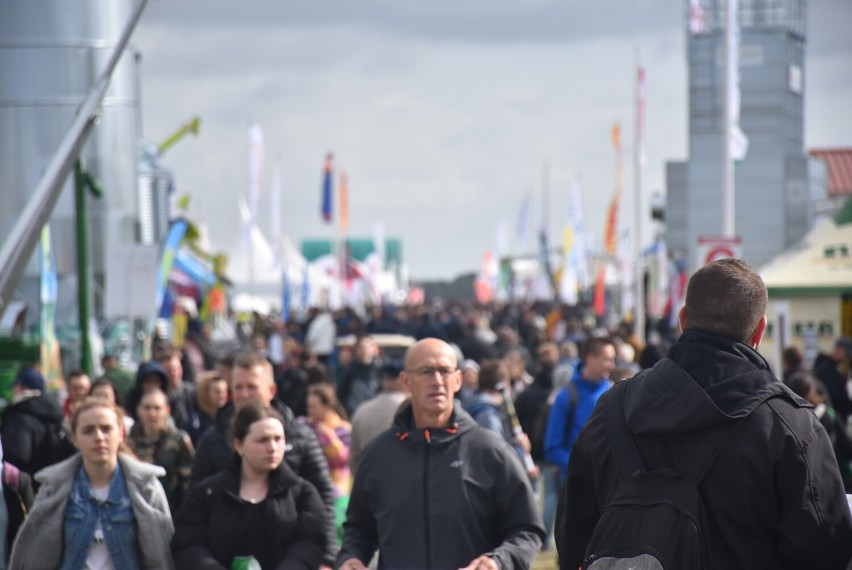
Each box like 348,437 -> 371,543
668,328 -> 772,385
391,400 -> 477,444
220,453 -> 301,499
36,452 -> 165,491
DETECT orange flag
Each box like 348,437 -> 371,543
593,267 -> 607,316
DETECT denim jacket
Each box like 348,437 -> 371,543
9,453 -> 174,570
61,463 -> 140,570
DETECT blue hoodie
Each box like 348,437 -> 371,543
543,365 -> 611,480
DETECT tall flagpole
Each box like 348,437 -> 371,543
722,0 -> 735,237
634,45 -> 646,343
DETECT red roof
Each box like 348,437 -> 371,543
810,148 -> 852,196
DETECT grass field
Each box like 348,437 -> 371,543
532,549 -> 558,570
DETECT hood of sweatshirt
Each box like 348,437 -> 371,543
622,329 -> 808,435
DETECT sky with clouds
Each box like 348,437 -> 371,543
133,0 -> 852,281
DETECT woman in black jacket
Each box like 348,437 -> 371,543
172,401 -> 327,569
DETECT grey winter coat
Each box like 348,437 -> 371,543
9,452 -> 174,570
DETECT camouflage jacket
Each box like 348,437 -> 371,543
127,423 -> 194,514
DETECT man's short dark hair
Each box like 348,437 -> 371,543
684,258 -> 767,343
582,337 -> 615,362
153,342 -> 179,363
477,359 -> 508,392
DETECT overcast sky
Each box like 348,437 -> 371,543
133,0 -> 852,281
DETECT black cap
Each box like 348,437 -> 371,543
381,360 -> 404,379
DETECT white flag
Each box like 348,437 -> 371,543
727,0 -> 748,162
270,164 -> 282,269
248,123 -> 265,230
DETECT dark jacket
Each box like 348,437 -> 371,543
338,361 -> 381,417
556,329 -> 852,570
125,361 -> 170,421
0,393 -> 69,476
338,401 -> 544,569
514,370 -> 554,462
813,353 -> 852,419
169,381 -> 200,440
3,462 -> 34,563
190,399 -> 338,566
173,455 -> 326,570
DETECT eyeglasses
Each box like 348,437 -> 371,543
406,367 -> 459,378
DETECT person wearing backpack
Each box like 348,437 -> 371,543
0,366 -> 75,478
543,337 -> 616,482
556,259 -> 852,570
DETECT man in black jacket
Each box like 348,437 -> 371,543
1,367 -> 73,476
338,338 -> 544,570
812,335 -> 852,421
556,259 -> 852,569
190,354 -> 338,567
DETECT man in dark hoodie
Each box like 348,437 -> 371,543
556,259 -> 852,569
124,360 -> 170,422
190,354 -> 338,567
338,338 -> 543,570
1,366 -> 74,476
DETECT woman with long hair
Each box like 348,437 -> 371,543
172,401 -> 326,569
304,382 -> 352,497
10,396 -> 174,569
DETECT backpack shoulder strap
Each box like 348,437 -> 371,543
3,461 -> 20,491
604,380 -> 645,481
564,379 -> 580,432
678,382 -> 786,485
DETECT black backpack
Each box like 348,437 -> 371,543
531,381 -> 578,461
582,381 -> 741,570
41,421 -> 76,468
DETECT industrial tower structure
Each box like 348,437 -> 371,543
665,0 -> 828,271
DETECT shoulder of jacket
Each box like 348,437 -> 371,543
119,453 -> 166,482
35,453 -> 81,484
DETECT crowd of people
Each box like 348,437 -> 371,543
0,259 -> 850,568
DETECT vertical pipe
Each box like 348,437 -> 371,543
722,0 -> 736,237
634,45 -> 646,344
75,161 -> 93,376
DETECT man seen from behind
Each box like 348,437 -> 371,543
556,259 -> 852,569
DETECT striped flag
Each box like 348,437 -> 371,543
339,170 -> 349,233
321,153 -> 334,223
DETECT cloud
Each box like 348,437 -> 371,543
140,0 -> 682,46
134,0 -> 850,281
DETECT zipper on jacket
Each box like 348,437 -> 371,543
422,429 -> 432,569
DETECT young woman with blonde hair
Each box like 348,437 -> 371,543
10,396 -> 174,569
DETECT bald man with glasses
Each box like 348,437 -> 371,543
337,338 -> 544,570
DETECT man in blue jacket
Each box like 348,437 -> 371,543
543,337 -> 616,481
